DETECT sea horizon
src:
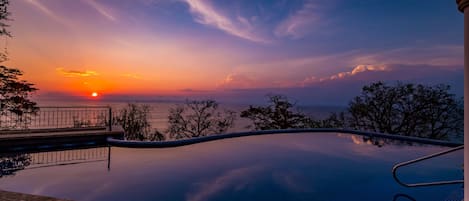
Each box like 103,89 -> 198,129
33,98 -> 347,133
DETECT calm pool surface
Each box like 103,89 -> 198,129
0,133 -> 463,201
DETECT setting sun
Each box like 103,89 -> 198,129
91,92 -> 98,97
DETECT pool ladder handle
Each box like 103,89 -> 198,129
392,145 -> 464,187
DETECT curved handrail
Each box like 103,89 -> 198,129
107,128 -> 463,148
392,145 -> 464,187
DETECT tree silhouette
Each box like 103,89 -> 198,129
319,111 -> 346,128
113,103 -> 165,141
0,0 -> 39,129
0,0 -> 10,38
0,0 -> 10,63
347,82 -> 463,140
240,95 -> 318,130
167,100 -> 236,139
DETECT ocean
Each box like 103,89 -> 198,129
35,99 -> 346,133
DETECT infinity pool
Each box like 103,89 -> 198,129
0,133 -> 463,201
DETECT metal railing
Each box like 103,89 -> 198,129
27,147 -> 109,168
0,147 -> 110,176
392,145 -> 464,187
0,106 -> 112,131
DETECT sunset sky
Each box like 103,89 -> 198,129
4,0 -> 464,105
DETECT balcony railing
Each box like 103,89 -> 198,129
0,106 -> 112,131
0,147 -> 110,177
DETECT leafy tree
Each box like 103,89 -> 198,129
0,153 -> 31,177
319,111 -> 346,128
0,0 -> 10,38
0,0 -> 38,129
240,95 -> 318,130
167,100 -> 236,139
0,67 -> 39,128
347,82 -> 463,140
114,103 -> 165,141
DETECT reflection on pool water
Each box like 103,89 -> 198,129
0,133 -> 464,201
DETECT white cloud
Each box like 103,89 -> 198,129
182,0 -> 269,43
222,46 -> 462,89
217,73 -> 258,89
25,0 -> 117,27
274,1 -> 319,39
84,0 -> 117,22
302,64 -> 390,85
24,0 -> 68,25
331,64 -> 389,80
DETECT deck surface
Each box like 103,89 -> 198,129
0,190 -> 72,201
0,127 -> 123,152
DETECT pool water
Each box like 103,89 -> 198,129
0,133 -> 464,201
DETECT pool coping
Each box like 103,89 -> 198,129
107,128 -> 463,148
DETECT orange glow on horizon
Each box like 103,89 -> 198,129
91,92 -> 98,97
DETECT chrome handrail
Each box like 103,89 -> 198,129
392,145 -> 464,187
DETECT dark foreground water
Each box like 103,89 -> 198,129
0,133 -> 463,201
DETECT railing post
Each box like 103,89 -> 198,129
107,145 -> 111,171
56,107 -> 59,129
108,107 -> 112,131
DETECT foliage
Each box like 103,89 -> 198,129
0,0 -> 10,38
0,153 -> 31,177
319,111 -> 347,129
0,0 -> 38,129
113,103 -> 165,141
0,67 -> 39,129
347,81 -> 463,140
240,95 -> 318,130
72,116 -> 91,128
147,130 -> 166,141
0,0 -> 9,63
167,100 -> 236,139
